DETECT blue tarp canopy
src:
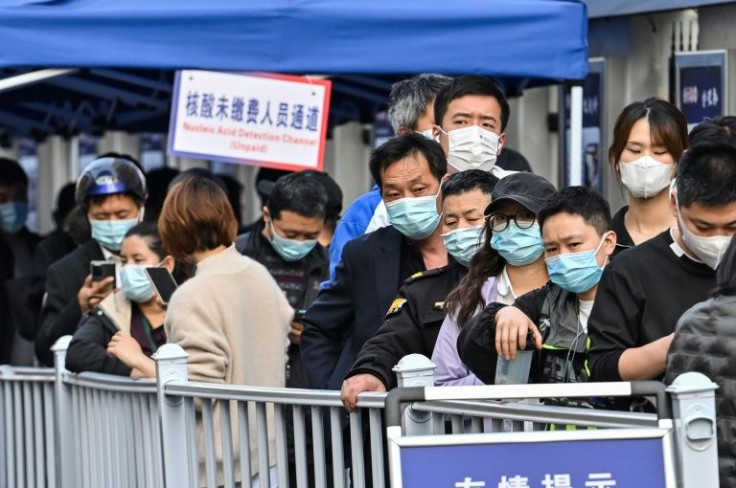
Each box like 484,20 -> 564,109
584,0 -> 733,18
0,0 -> 588,138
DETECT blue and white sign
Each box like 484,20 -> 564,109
391,429 -> 674,488
675,51 -> 728,131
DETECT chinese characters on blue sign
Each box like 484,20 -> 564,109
679,65 -> 723,129
398,437 -> 667,487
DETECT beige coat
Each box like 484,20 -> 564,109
165,245 -> 292,483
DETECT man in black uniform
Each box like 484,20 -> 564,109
340,169 -> 498,411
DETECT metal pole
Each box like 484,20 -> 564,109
393,355 -> 436,436
569,84 -> 584,186
0,69 -> 78,94
52,335 -> 76,488
666,372 -> 720,487
154,344 -> 191,488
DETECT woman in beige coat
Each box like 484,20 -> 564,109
159,174 -> 292,487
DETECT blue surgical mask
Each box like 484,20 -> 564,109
442,225 -> 485,266
385,193 -> 441,240
90,218 -> 139,252
120,265 -> 155,303
490,222 -> 544,266
268,221 -> 318,262
0,202 -> 28,235
545,235 -> 609,293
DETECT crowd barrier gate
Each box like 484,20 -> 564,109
0,338 -> 721,488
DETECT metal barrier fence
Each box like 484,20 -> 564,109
0,338 -> 721,488
0,365 -> 56,488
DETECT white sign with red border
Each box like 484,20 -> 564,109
168,70 -> 331,171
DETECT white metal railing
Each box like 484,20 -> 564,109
0,337 -> 721,488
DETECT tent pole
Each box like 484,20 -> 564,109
568,85 -> 584,186
0,69 -> 77,94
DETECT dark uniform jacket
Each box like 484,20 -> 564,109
36,241 -> 104,366
301,225 -> 421,390
666,295 -> 736,487
458,283 -> 589,386
346,259 -> 467,389
236,228 -> 327,388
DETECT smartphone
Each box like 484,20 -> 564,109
145,267 -> 179,305
90,261 -> 116,288
293,309 -> 307,322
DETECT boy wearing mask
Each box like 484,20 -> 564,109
458,187 -> 616,386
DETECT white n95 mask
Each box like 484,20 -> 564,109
442,126 -> 500,172
619,156 -> 674,198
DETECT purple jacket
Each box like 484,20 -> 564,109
432,276 -> 498,386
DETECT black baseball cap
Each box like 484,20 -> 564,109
484,172 -> 556,216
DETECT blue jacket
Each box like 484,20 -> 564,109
328,186 -> 383,280
301,225 -> 421,390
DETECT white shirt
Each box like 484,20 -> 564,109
578,299 -> 595,333
495,266 -> 517,305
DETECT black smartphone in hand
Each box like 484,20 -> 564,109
90,261 -> 116,288
145,267 -> 178,305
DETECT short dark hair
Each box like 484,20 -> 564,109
714,234 -> 736,297
441,169 -> 498,198
608,98 -> 688,181
267,172 -> 328,220
433,75 -> 510,132
387,74 -> 453,132
158,175 -> 238,260
369,134 -> 447,189
0,158 -> 28,188
676,142 -> 736,208
538,186 -> 612,236
688,116 -> 736,146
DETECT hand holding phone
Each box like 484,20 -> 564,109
145,267 -> 179,305
90,261 -> 116,287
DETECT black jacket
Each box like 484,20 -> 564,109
66,291 -> 133,376
346,260 -> 467,389
36,241 -> 104,366
458,283 -> 588,385
666,295 -> 736,487
236,227 -> 328,388
301,225 -> 423,390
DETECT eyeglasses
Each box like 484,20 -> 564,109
488,210 -> 537,232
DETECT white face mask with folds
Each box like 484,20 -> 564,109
672,181 -> 733,269
440,125 -> 500,172
619,156 -> 675,198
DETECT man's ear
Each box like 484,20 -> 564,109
602,230 -> 617,258
497,132 -> 507,155
162,255 -> 176,273
262,206 -> 270,223
432,125 -> 442,142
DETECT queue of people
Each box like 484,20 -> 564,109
2,73 -> 736,486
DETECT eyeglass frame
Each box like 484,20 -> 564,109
487,210 -> 537,232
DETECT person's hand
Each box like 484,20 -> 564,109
494,306 -> 543,361
78,275 -> 115,313
289,321 -> 303,345
340,374 -> 386,413
107,331 -> 146,368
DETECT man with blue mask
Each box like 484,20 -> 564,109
458,187 -> 616,391
36,155 -> 147,365
341,170 -> 498,410
0,158 -> 41,364
236,171 -> 329,389
301,134 -> 448,392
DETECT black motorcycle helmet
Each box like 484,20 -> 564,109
76,156 -> 147,208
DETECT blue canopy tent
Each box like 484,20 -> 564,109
0,0 -> 588,178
